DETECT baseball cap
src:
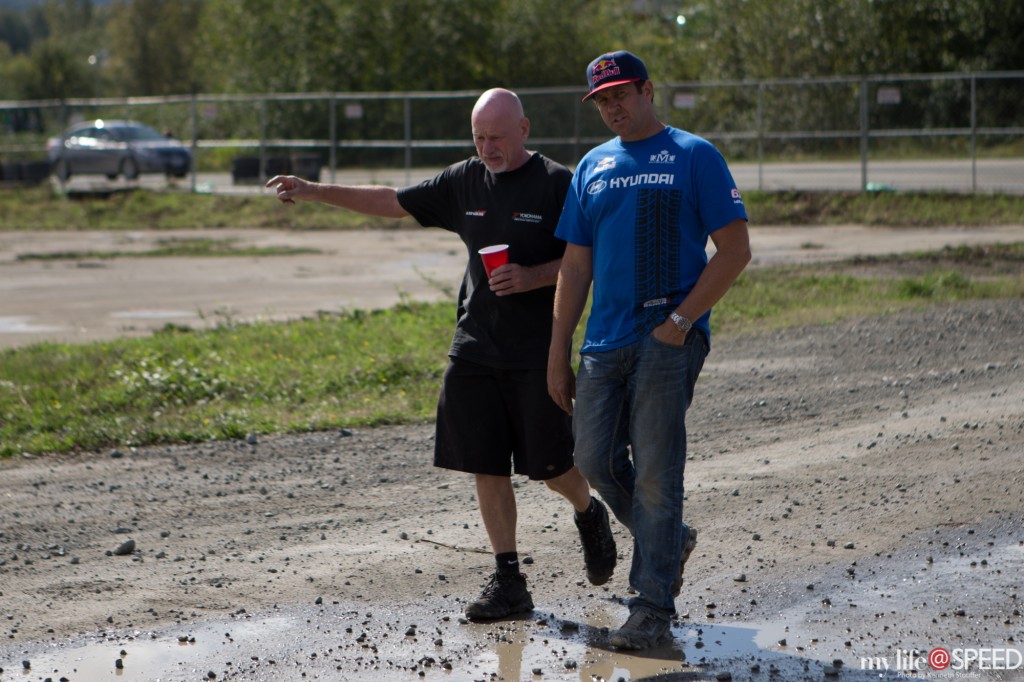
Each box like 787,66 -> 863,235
582,51 -> 649,102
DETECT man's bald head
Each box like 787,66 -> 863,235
473,88 -> 525,120
471,88 -> 531,174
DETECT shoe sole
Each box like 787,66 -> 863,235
682,527 -> 698,564
579,500 -> 617,586
609,628 -> 670,649
588,558 -> 614,586
464,599 -> 535,621
671,527 -> 699,597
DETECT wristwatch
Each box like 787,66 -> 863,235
669,312 -> 693,334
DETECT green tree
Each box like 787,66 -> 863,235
14,37 -> 92,99
190,0 -> 616,160
2,0 -> 1018,147
680,0 -> 877,80
195,0 -> 614,94
196,0 -> 344,94
340,0 -> 501,91
19,0 -> 106,98
105,0 -> 204,95
0,42 -> 26,98
0,9 -> 33,53
40,0 -> 96,39
491,0 -> 607,88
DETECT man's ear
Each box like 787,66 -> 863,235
643,80 -> 655,103
521,117 -> 531,140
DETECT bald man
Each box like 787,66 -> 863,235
267,89 -> 616,621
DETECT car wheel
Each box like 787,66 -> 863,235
121,157 -> 140,181
53,158 -> 71,182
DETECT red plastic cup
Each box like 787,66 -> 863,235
478,244 -> 509,278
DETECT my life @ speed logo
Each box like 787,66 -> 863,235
861,646 -> 1023,673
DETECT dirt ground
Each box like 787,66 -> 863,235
1,228 -> 1023,681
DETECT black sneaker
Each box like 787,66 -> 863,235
464,572 -> 534,621
574,497 -> 617,586
609,605 -> 672,650
670,526 -> 698,597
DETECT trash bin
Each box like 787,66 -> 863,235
231,156 -> 261,184
264,156 -> 291,178
0,161 -> 48,186
0,161 -> 22,183
21,161 -> 51,185
232,155 -> 314,184
291,155 -> 322,182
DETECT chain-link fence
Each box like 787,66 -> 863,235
1,71 -> 1022,193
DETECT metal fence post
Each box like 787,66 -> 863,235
404,97 -> 412,186
859,78 -> 868,191
573,96 -> 581,165
190,93 -> 198,194
757,82 -> 765,192
329,95 -> 337,183
970,74 -> 977,193
258,98 -> 267,185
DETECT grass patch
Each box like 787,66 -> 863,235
716,267 -> 1013,335
2,243 -> 1022,457
1,186 -> 1023,231
1,302 -> 453,456
16,237 -> 322,261
716,242 -> 1024,335
846,242 -> 1024,269
0,185 -> 417,231
745,190 -> 1024,227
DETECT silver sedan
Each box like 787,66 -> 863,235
46,119 -> 193,181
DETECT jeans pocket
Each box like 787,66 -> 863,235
648,331 -> 687,350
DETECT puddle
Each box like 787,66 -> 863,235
10,538 -> 1018,681
0,600 -> 895,682
0,317 -> 61,334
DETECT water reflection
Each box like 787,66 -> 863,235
0,600 -> 907,681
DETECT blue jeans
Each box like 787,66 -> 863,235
573,330 -> 708,614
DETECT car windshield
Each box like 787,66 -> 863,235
110,126 -> 167,142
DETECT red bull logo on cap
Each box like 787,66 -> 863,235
583,51 -> 649,102
592,59 -> 621,84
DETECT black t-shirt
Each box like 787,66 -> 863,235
397,153 -> 572,370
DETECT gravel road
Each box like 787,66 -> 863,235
2,290 -> 1022,680
2,294 -> 1024,675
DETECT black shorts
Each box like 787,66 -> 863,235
434,357 -> 575,480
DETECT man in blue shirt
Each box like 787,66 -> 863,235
548,51 -> 751,649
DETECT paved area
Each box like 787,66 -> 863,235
51,157 -> 1024,195
2,223 -> 1023,349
